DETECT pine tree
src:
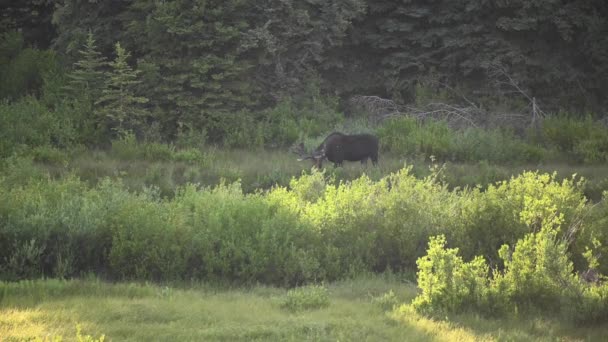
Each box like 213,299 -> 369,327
64,31 -> 106,100
96,42 -> 148,135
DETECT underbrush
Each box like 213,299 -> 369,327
2,157 -> 608,324
377,117 -> 548,163
1,166 -> 606,287
413,228 -> 608,324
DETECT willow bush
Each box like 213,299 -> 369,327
0,167 -> 604,299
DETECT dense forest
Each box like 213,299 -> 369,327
2,0 -> 608,147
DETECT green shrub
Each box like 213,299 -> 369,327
412,235 -> 489,315
172,148 -> 208,165
491,226 -> 580,315
376,116 -> 419,155
576,191 -> 608,275
108,188 -> 188,281
173,182 -> 322,284
0,177 -> 129,280
29,145 -> 70,165
0,97 -> 78,157
0,31 -> 60,100
541,115 -> 594,152
175,125 -> 207,149
454,171 -> 587,264
111,132 -> 175,161
109,133 -> 140,159
280,285 -> 330,312
413,227 -> 608,323
541,115 -> 608,163
452,127 -> 545,163
378,117 -> 546,163
573,130 -> 608,164
143,142 -> 175,161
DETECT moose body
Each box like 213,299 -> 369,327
295,132 -> 379,168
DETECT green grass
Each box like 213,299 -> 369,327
7,146 -> 608,201
1,276 -> 606,341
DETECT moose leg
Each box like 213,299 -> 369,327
371,155 -> 378,166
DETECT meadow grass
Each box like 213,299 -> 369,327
10,146 -> 608,201
1,275 -> 606,341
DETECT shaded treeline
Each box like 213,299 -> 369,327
2,0 -> 608,143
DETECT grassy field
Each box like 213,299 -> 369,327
1,275 -> 607,341
10,146 -> 608,201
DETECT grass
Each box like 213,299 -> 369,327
1,276 -> 606,341
7,146 -> 608,201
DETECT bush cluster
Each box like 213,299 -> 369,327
279,285 -> 330,312
413,228 -> 608,323
377,115 -> 608,165
377,117 -> 547,163
540,116 -> 608,163
1,167 -> 604,287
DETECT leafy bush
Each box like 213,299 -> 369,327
541,115 -> 608,163
573,129 -> 608,164
29,145 -> 70,165
0,177 -> 130,280
280,285 -> 330,312
412,235 -> 489,315
377,117 -> 546,163
0,97 -> 79,157
452,127 -> 545,163
0,31 -> 60,100
413,228 -> 608,323
454,171 -> 587,264
576,191 -> 608,275
172,148 -> 208,165
110,133 -> 209,165
0,163 -> 603,318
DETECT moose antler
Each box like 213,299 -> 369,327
290,142 -> 312,161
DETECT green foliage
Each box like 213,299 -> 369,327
76,324 -> 106,342
0,97 -> 79,158
340,0 -> 608,111
541,116 -> 608,163
63,32 -> 106,101
96,42 -> 149,135
378,116 -> 547,163
575,192 -> 608,275
28,145 -> 70,165
413,227 -> 608,323
371,290 -> 399,311
455,171 -> 587,264
0,31 -> 59,100
412,235 -> 489,315
0,163 -> 603,321
0,177 -> 130,280
110,132 -> 211,165
280,285 -> 330,312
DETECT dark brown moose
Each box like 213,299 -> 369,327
293,132 -> 379,168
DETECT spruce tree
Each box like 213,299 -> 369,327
64,31 -> 106,100
96,42 -> 148,135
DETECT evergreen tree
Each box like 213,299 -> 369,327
96,42 -> 149,135
64,32 -> 106,101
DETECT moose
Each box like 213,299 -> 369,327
293,132 -> 379,168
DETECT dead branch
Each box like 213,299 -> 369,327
488,63 -> 547,124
